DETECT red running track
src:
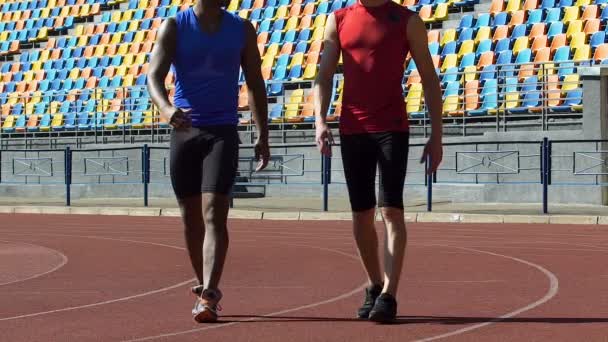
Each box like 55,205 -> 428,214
1,214 -> 608,341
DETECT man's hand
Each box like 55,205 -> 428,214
315,122 -> 334,157
420,135 -> 443,174
161,106 -> 191,129
254,137 -> 270,172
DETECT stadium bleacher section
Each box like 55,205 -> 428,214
0,0 -> 597,134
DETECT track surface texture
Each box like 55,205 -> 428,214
1,214 -> 608,341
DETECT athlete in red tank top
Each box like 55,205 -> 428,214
313,0 -> 444,323
334,1 -> 413,134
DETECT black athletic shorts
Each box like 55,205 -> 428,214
340,131 -> 409,212
169,125 -> 239,199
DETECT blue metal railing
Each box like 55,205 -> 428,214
1,139 -> 607,213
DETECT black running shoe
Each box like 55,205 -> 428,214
357,284 -> 383,319
368,293 -> 397,323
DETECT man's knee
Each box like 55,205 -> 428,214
380,207 -> 405,226
202,194 -> 230,229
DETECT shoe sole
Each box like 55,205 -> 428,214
368,311 -> 395,323
193,309 -> 218,323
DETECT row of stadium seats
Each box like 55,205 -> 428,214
0,0 -> 108,13
0,111 -> 168,132
489,0 -> 603,14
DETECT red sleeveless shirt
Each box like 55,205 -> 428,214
334,1 -> 414,135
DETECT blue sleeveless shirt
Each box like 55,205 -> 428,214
172,8 -> 244,127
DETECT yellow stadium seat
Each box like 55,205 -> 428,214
123,10 -> 133,22
78,35 -> 88,47
475,27 -> 492,43
227,0 -> 238,11
434,3 -> 448,21
512,36 -> 529,54
31,27 -> 48,42
117,43 -> 129,55
573,44 -> 591,61
567,20 -> 583,38
139,0 -> 149,9
32,61 -> 42,72
111,33 -> 123,45
458,40 -> 474,57
123,53 -> 135,65
123,74 -> 134,87
441,29 -> 456,46
441,54 -> 457,72
75,24 -> 84,36
95,45 -> 106,57
0,32 -> 8,41
275,5 -> 288,19
575,0 -> 590,6
285,16 -> 298,31
116,65 -> 128,77
59,6 -> 69,17
261,53 -> 275,68
135,53 -> 147,65
313,14 -> 327,29
110,11 -> 121,23
265,43 -> 279,58
238,9 -> 248,19
302,63 -> 318,80
562,6 -> 579,24
128,20 -> 139,32
23,71 -> 34,82
289,52 -> 305,69
50,114 -> 63,130
40,8 -> 50,18
569,32 -> 586,49
80,4 -> 90,16
311,26 -> 324,41
561,74 -> 579,92
2,115 -> 15,131
284,89 -> 304,121
133,31 -> 146,44
505,0 -> 521,12
406,83 -> 424,114
69,68 -> 80,80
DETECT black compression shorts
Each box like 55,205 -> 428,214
169,125 -> 239,199
340,131 -> 409,212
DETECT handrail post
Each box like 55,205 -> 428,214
65,146 -> 72,206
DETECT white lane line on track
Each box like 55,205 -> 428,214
0,234 -> 196,322
412,245 -> 559,342
122,242 -> 367,342
0,240 -> 69,287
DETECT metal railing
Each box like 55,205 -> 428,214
2,138 -> 607,213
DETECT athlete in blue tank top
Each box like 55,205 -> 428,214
147,0 -> 270,323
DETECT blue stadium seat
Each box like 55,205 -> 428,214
39,80 -> 50,92
288,65 -> 302,79
469,79 -> 497,116
559,0 -> 572,6
269,31 -> 282,44
259,19 -> 272,32
551,89 -> 582,112
547,22 -> 564,37
591,31 -> 605,49
512,24 -> 527,38
273,19 -> 285,31
284,29 -> 297,43
493,12 -> 508,26
527,9 -> 543,25
476,39 -> 492,55
496,50 -> 514,66
442,67 -> 459,85
458,28 -> 474,44
428,42 -> 440,56
330,0 -> 343,11
460,53 -> 475,68
515,48 -> 532,64
441,41 -> 457,56
459,14 -> 473,29
297,29 -> 311,42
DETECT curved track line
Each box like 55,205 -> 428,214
0,234 -> 195,322
413,245 -> 559,342
122,243 -> 368,342
0,240 -> 69,287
